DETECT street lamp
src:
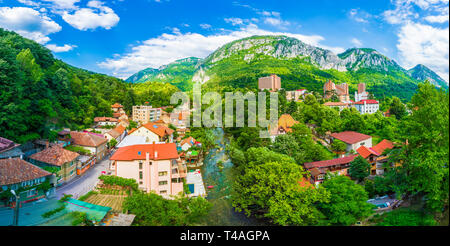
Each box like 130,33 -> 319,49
10,190 -> 20,226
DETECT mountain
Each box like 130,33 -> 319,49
338,48 -> 404,72
407,64 -> 448,88
127,35 -> 447,100
126,57 -> 202,91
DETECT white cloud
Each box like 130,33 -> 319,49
98,24 -> 344,79
224,18 -> 244,26
46,43 -> 77,52
424,14 -> 449,23
397,22 -> 449,81
0,7 -> 61,44
382,0 -> 449,82
351,38 -> 363,47
200,23 -> 212,29
349,8 -> 370,23
62,1 -> 119,30
43,0 -> 80,10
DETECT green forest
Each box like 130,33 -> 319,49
0,28 -> 180,143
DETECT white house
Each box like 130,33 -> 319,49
330,131 -> 372,152
353,100 -> 379,115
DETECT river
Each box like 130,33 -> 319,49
199,128 -> 269,226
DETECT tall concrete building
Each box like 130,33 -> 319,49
323,80 -> 350,102
355,83 -> 369,102
132,105 -> 162,124
258,74 -> 281,92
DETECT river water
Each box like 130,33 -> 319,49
199,128 -> 269,226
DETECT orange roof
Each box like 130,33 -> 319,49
70,131 -> 107,147
372,139 -> 394,155
180,136 -> 195,146
111,103 -> 123,108
94,117 -> 118,122
132,123 -> 174,137
110,143 -> 178,161
278,114 -> 298,133
114,125 -> 126,135
356,145 -> 378,159
29,145 -> 79,166
356,139 -> 394,158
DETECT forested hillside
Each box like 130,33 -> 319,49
0,28 -> 128,143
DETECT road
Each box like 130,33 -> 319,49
0,152 -> 113,226
55,155 -> 111,199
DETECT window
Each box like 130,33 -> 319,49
27,188 -> 37,198
139,162 -> 143,169
158,171 -> 168,176
159,181 -> 168,185
139,181 -> 143,185
139,171 -> 143,179
160,190 -> 167,194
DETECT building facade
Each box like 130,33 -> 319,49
0,137 -> 24,160
28,144 -> 79,184
354,99 -> 379,114
323,80 -> 350,102
286,89 -> 307,101
110,143 -> 186,198
330,131 -> 372,152
354,83 -> 369,102
258,74 -> 281,92
128,123 -> 174,143
70,132 -> 108,162
132,105 -> 162,124
0,158 -> 56,204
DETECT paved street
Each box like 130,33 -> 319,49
0,152 -> 113,226
55,155 -> 111,199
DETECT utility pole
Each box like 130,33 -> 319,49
10,190 -> 20,226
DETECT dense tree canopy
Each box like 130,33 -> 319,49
319,176 -> 374,225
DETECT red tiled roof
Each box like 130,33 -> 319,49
356,145 -> 378,159
113,113 -> 121,118
372,139 -> 394,156
309,167 -> 321,177
0,137 -> 18,153
354,99 -> 379,105
132,123 -> 175,138
29,145 -> 79,166
181,136 -> 195,146
357,139 -> 394,158
304,155 -> 358,169
94,117 -> 118,122
110,143 -> 178,161
331,131 -> 372,144
278,114 -> 298,133
70,131 -> 107,147
0,158 -> 52,185
111,103 -> 123,108
114,125 -> 126,135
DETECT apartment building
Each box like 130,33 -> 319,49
110,143 -> 186,198
258,74 -> 281,92
132,105 -> 162,124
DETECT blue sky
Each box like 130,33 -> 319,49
0,0 -> 448,82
